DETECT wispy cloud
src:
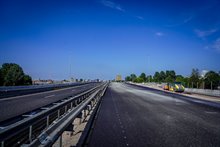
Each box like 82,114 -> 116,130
100,0 -> 125,12
135,16 -> 144,20
100,0 -> 145,21
212,38 -> 220,52
194,29 -> 218,38
183,15 -> 194,23
204,38 -> 220,53
155,32 -> 164,37
166,15 -> 194,27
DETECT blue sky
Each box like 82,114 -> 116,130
0,0 -> 220,80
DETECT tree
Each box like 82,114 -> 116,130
189,68 -> 200,88
130,74 -> 137,82
175,75 -> 184,82
134,77 -> 144,83
0,67 -> 3,86
125,76 -> 131,81
1,63 -> 24,86
80,79 -> 83,82
153,72 -> 160,82
146,75 -> 153,82
165,70 -> 176,81
165,76 -> 174,83
159,71 -> 166,82
139,73 -> 147,82
0,63 -> 32,86
183,77 -> 190,87
23,75 -> 32,85
204,71 -> 220,89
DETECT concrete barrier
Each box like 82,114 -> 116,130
185,88 -> 220,97
129,82 -> 220,98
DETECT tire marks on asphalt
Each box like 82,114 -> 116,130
110,89 -> 130,146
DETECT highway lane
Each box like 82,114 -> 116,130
88,82 -> 220,147
0,83 -> 90,99
0,83 -> 100,123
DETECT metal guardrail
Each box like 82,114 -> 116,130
185,88 -> 220,97
0,82 -> 108,147
0,82 -> 98,99
0,82 -> 92,92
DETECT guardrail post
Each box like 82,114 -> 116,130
75,100 -> 78,106
87,105 -> 92,111
59,135 -> 62,147
92,99 -> 96,107
65,106 -> 67,113
79,112 -> 84,124
29,125 -> 32,143
71,102 -> 73,109
94,97 -> 97,104
46,116 -> 50,127
83,109 -> 88,117
1,141 -> 4,147
58,109 -> 60,119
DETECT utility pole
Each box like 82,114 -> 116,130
69,54 -> 72,80
146,55 -> 149,83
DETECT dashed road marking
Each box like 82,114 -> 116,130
44,95 -> 55,98
110,89 -> 129,147
205,111 -> 217,114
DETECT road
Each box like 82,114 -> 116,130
88,82 -> 220,147
0,83 -> 99,123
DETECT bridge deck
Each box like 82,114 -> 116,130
87,82 -> 220,147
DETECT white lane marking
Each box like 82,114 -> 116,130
44,95 -> 55,98
205,111 -> 217,114
110,88 -> 129,146
0,84 -> 93,101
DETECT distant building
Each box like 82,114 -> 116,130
70,78 -> 77,83
116,75 -> 122,82
60,79 -> 68,83
33,79 -> 54,85
91,79 -> 99,82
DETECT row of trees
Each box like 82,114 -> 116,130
125,70 -> 178,83
125,69 -> 220,89
0,63 -> 32,86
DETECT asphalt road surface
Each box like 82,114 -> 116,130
0,83 -> 99,123
88,82 -> 220,147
